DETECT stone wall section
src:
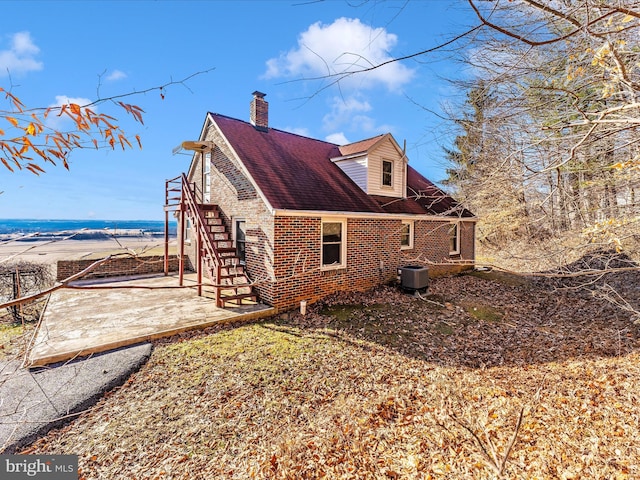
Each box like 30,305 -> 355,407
57,255 -> 179,282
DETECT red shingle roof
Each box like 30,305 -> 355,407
338,135 -> 385,156
210,113 -> 471,217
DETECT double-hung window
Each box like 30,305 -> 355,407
449,222 -> 460,255
321,219 -> 346,269
400,221 -> 413,249
382,160 -> 393,187
184,218 -> 192,244
203,152 -> 211,203
234,219 -> 247,264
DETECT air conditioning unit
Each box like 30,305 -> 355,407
399,265 -> 429,291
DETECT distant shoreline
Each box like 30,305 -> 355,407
1,230 -> 174,242
0,219 -> 177,241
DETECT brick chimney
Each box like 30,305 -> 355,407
250,91 -> 268,131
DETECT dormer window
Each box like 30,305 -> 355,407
331,134 -> 407,198
382,159 -> 393,187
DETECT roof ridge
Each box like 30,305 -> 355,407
208,112 -> 339,146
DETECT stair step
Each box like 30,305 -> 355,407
220,266 -> 244,276
214,240 -> 233,248
206,218 -> 224,226
219,273 -> 244,279
221,257 -> 243,266
220,283 -> 252,295
220,293 -> 257,306
220,275 -> 251,284
203,251 -> 238,260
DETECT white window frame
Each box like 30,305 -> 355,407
449,221 -> 460,255
321,218 -> 347,270
381,159 -> 393,187
203,152 -> 211,203
232,218 -> 247,265
183,218 -> 192,244
400,220 -> 414,250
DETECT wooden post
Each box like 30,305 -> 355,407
179,204 -> 185,286
16,268 -> 23,327
196,227 -> 202,297
164,208 -> 169,276
10,271 -> 19,322
163,179 -> 170,276
215,263 -> 222,307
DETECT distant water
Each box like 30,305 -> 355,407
0,219 -> 177,238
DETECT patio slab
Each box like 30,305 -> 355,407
26,274 -> 276,367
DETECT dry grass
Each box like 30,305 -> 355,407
23,273 -> 640,479
0,315 -> 37,361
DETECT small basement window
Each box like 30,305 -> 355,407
382,159 -> 393,187
321,219 -> 346,269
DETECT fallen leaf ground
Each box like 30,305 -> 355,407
23,272 -> 640,479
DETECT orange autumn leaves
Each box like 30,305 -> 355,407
0,87 -> 144,175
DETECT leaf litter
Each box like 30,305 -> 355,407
22,272 -> 640,479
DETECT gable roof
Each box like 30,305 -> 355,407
209,113 -> 472,218
338,133 -> 406,160
338,134 -> 385,157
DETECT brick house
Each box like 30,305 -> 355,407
165,92 -> 475,310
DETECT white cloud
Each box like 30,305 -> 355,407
323,95 -> 395,137
50,95 -> 94,109
264,17 -> 414,92
351,115 -> 393,134
325,132 -> 349,145
46,95 -> 95,129
0,32 -> 43,76
322,95 -> 372,131
106,69 -> 127,81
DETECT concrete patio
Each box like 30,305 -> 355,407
26,274 -> 276,367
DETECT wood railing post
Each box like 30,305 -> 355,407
163,179 -> 170,276
164,209 -> 169,276
179,199 -> 185,286
216,263 -> 222,307
196,225 -> 202,297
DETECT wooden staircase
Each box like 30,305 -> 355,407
165,174 -> 257,308
198,204 -> 257,307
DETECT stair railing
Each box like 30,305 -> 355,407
164,175 -> 183,276
180,173 -> 223,306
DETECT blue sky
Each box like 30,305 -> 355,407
0,0 -> 477,220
